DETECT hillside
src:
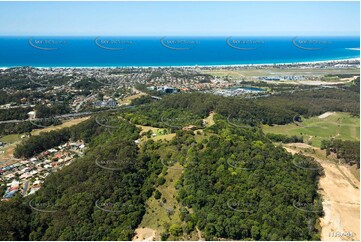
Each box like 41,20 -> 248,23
0,88 -> 359,240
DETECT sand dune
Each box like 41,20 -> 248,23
284,143 -> 360,241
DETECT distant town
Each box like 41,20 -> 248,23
0,58 -> 359,200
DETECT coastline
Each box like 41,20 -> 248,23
0,57 -> 359,70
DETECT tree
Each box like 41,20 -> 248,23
169,224 -> 183,237
154,190 -> 162,200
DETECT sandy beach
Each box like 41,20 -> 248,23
0,58 -> 359,70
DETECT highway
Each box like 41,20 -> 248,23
0,111 -> 94,124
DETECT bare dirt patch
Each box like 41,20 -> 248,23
340,76 -> 360,82
203,111 -> 215,127
319,112 -> 336,119
284,143 -> 360,241
132,227 -> 156,241
319,162 -> 359,241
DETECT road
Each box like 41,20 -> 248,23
0,111 -> 94,124
0,105 -> 140,125
22,180 -> 29,196
75,94 -> 97,112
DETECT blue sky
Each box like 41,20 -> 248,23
0,1 -> 359,36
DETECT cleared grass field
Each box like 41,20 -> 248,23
204,68 -> 360,78
0,134 -> 20,144
203,70 -> 245,79
262,112 -> 360,147
138,163 -> 186,240
31,117 -> 89,136
119,92 -> 146,105
135,125 -> 176,145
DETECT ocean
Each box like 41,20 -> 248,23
0,36 -> 359,68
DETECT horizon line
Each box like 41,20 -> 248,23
0,34 -> 360,37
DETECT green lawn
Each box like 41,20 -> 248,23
0,134 -> 21,144
262,112 -> 360,147
138,137 -> 204,240
139,162 -> 184,239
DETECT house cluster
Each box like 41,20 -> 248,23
71,96 -> 86,108
144,74 -> 237,92
0,141 -> 86,201
209,87 -> 265,97
92,68 -> 237,93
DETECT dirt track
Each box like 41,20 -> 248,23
284,143 -> 360,241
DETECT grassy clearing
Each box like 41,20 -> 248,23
136,125 -> 176,144
31,117 -> 89,136
0,134 -> 22,162
139,161 -> 199,240
244,68 -> 359,77
204,69 -> 359,86
139,163 -> 184,239
0,134 -> 21,144
0,143 -> 18,162
119,92 -> 147,105
203,112 -> 215,127
136,125 -> 162,135
262,112 -> 360,147
152,133 -> 176,142
203,70 -> 244,79
137,111 -> 214,144
138,129 -> 208,240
